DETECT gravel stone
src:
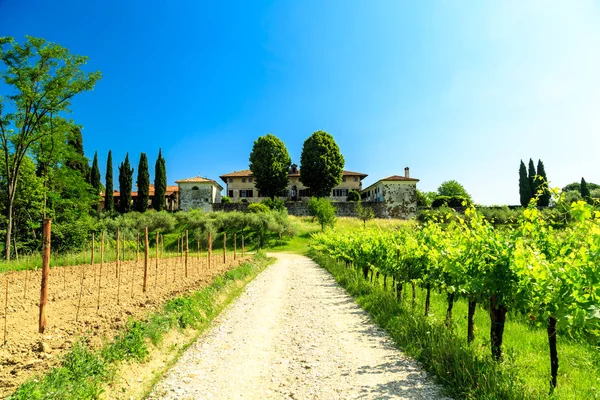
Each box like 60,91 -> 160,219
148,254 -> 450,399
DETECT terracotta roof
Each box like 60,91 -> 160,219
101,186 -> 179,198
220,169 -> 367,181
175,176 -> 224,190
380,175 -> 419,182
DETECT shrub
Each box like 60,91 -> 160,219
347,190 -> 360,202
247,203 -> 270,213
431,195 -> 471,208
261,198 -> 286,211
308,197 -> 336,231
221,196 -> 231,204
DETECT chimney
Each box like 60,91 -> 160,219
404,167 -> 410,178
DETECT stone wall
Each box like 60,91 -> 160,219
381,182 -> 418,219
213,201 -> 400,219
179,184 -> 214,213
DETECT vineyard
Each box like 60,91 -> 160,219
0,223 -> 249,398
311,201 -> 600,398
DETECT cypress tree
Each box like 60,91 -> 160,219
519,160 -> 531,207
118,153 -> 134,213
528,158 -> 537,200
536,160 -> 550,206
90,152 -> 101,192
153,148 -> 167,211
104,150 -> 114,211
135,153 -> 150,212
581,177 -> 591,204
66,127 -> 90,181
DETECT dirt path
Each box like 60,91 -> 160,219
148,253 -> 448,399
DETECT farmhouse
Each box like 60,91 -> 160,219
219,164 -> 368,203
176,176 -> 223,212
361,167 -> 419,218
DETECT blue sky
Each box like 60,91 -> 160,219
2,0 -> 599,205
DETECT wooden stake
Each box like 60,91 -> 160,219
91,232 -> 95,267
208,232 -> 212,269
155,231 -> 159,288
4,275 -> 9,344
185,230 -> 189,278
223,233 -> 226,264
39,218 -> 51,334
136,233 -> 140,262
115,229 -> 120,278
23,266 -> 28,301
76,261 -> 85,322
98,231 -> 105,310
143,227 -> 149,293
242,235 -> 245,257
234,232 -> 237,260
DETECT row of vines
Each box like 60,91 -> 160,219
311,201 -> 600,391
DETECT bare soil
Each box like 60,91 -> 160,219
0,252 -> 248,398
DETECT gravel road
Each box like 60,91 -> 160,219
148,253 -> 448,399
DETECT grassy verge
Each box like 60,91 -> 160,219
311,252 -> 600,400
8,253 -> 272,400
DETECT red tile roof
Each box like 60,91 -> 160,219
380,175 -> 420,182
175,176 -> 224,190
220,169 -> 367,181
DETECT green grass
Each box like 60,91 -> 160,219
8,253 -> 273,400
312,252 -> 600,399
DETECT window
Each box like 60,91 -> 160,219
354,177 -> 358,182
332,189 -> 348,197
228,178 -> 233,183
299,189 -> 312,197
342,177 -> 346,182
242,178 -> 246,183
249,178 -> 253,183
240,190 -> 254,198
192,186 -> 199,190
228,190 -> 234,197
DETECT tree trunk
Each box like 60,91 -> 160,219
411,281 -> 416,308
467,299 -> 477,343
548,316 -> 558,390
370,269 -> 374,283
489,296 -> 508,361
446,292 -> 455,325
424,283 -> 431,316
375,271 -> 380,285
396,283 -> 403,302
4,194 -> 14,261
362,265 -> 369,280
383,275 -> 387,290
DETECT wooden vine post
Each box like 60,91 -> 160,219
185,230 -> 189,278
4,275 -> 8,344
223,233 -> 227,264
136,233 -> 140,262
91,232 -> 95,271
143,227 -> 149,293
207,232 -> 212,269
39,218 -> 51,334
115,229 -> 120,279
154,232 -> 159,288
97,231 -> 104,310
234,233 -> 237,260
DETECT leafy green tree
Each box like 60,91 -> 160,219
347,190 -> 360,202
135,152 -> 149,212
528,158 -> 537,199
0,36 -> 101,260
581,177 -> 591,204
519,160 -> 532,206
437,180 -> 471,201
105,150 -> 114,211
356,200 -> 375,227
308,197 -> 336,231
249,134 -> 291,199
300,131 -> 345,198
536,160 -> 550,206
152,148 -> 167,211
563,181 -> 600,192
118,153 -> 134,213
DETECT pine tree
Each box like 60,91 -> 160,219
153,149 -> 167,211
581,177 -> 591,204
118,153 -> 134,213
528,158 -> 537,200
135,153 -> 150,212
104,150 -> 114,211
518,160 -> 531,206
536,160 -> 550,206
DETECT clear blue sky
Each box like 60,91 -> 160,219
2,0 -> 599,205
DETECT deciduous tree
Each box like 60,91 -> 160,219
0,36 -> 101,260
249,134 -> 291,199
300,131 -> 345,198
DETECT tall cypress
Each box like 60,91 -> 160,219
66,127 -> 90,181
105,150 -> 114,211
528,158 -> 537,200
118,153 -> 134,213
153,148 -> 167,211
519,160 -> 531,207
536,160 -> 550,206
135,153 -> 150,212
90,151 -> 101,212
581,177 -> 591,204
